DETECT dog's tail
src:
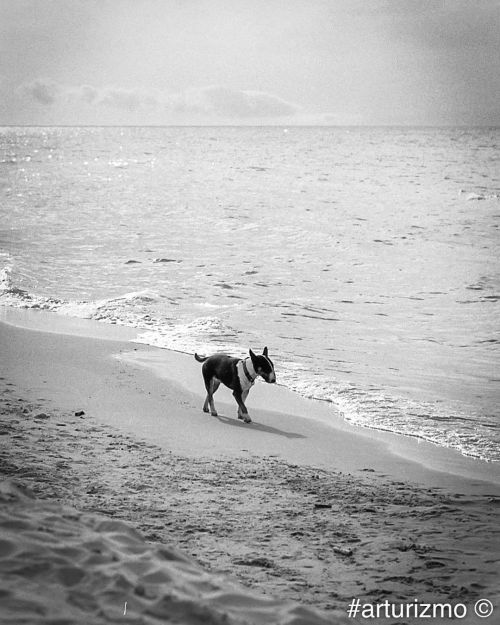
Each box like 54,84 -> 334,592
194,353 -> 208,362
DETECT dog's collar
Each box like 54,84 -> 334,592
242,358 -> 257,384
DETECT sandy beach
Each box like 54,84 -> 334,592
1,310 -> 500,624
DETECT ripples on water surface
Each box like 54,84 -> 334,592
1,126 -> 499,460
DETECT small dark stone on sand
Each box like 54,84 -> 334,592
233,557 -> 274,569
75,411 -> 85,417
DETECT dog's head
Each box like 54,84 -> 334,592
249,347 -> 276,383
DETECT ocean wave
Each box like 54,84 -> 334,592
1,259 -> 241,353
1,261 -> 65,310
461,191 -> 500,201
134,316 -> 241,355
0,262 -> 162,327
278,365 -> 500,463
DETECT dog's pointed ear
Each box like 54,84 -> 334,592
249,348 -> 256,360
263,346 -> 268,357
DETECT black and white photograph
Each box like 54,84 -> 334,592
0,1 -> 499,623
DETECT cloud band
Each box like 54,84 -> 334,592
18,80 -> 299,120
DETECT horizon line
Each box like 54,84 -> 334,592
1,123 -> 500,130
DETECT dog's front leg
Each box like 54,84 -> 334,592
234,389 -> 251,423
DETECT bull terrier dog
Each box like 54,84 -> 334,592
194,347 -> 276,423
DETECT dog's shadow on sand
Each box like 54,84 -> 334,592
212,414 -> 306,439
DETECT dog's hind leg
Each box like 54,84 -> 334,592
204,378 -> 220,416
202,392 -> 210,413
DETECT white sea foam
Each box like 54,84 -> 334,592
1,261 -> 64,310
0,264 -> 162,327
277,362 -> 500,462
464,192 -> 499,201
0,259 -> 13,291
134,316 -> 241,356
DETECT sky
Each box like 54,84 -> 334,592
0,0 -> 499,126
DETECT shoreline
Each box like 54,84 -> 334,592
1,307 -> 500,622
2,305 -> 500,492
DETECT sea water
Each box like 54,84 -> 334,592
1,126 -> 499,461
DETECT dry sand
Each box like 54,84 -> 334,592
1,311 -> 500,624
